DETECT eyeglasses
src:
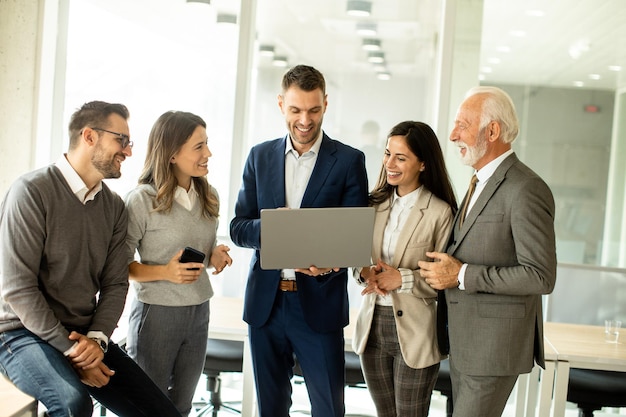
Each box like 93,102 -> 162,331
91,127 -> 133,149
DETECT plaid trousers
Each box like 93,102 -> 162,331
360,305 -> 439,417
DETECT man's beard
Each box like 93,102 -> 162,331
459,130 -> 488,166
92,143 -> 122,179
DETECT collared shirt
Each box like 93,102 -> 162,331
377,186 -> 421,305
465,149 -> 514,215
458,149 -> 514,290
284,132 -> 323,209
55,154 -> 102,204
54,154 -> 108,354
282,132 -> 323,279
174,181 -> 198,211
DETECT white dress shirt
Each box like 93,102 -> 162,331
174,181 -> 198,211
376,186 -> 422,306
282,132 -> 323,279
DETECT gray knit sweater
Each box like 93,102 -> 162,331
0,165 -> 130,353
124,184 -> 216,306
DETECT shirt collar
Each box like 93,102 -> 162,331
55,154 -> 102,203
174,180 -> 199,211
475,149 -> 514,183
285,131 -> 324,156
391,185 -> 421,208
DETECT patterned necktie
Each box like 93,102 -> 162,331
459,174 -> 478,227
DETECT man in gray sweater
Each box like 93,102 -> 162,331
0,101 -> 181,417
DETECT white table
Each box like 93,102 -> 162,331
533,322 -> 626,417
0,375 -> 37,417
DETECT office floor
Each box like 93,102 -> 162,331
189,373 -> 626,417
74,372 -> 625,417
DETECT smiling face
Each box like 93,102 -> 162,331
91,113 -> 132,179
450,94 -> 490,169
278,86 -> 327,154
383,135 -> 425,197
170,125 -> 212,189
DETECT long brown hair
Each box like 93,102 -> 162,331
369,121 -> 457,214
138,111 -> 219,218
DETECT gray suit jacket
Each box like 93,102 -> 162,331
445,153 -> 557,376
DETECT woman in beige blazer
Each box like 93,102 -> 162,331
352,121 -> 457,417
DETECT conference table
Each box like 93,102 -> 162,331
534,322 -> 626,417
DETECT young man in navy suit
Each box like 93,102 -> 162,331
230,65 -> 368,417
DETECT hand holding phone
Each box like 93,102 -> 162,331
179,247 -> 206,270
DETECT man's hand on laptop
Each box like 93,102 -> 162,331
295,265 -> 340,277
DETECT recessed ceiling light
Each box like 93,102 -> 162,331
609,65 -> 622,72
259,45 -> 275,57
347,0 -> 372,17
272,56 -> 288,67
356,22 -> 377,36
367,51 -> 385,64
496,46 -> 511,53
478,74 -> 486,81
216,13 -> 237,24
481,66 -> 493,73
487,57 -> 501,65
588,74 -> 601,80
568,38 -> 590,60
376,72 -> 391,80
362,39 -> 382,51
573,81 -> 584,87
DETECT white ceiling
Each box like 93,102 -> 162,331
92,0 -> 626,91
254,0 -> 626,90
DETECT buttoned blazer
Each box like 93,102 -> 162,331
352,188 -> 453,368
445,153 -> 557,376
230,134 -> 368,333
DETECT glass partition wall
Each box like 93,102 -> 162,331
44,0 -> 626,269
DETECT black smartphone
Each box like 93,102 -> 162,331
179,246 -> 206,270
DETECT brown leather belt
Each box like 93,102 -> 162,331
279,280 -> 297,292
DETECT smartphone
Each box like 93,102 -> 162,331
179,246 -> 206,270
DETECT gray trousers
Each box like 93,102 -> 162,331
126,299 -> 210,417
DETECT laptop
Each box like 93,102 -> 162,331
260,207 -> 375,270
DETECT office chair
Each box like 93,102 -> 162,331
194,338 -> 244,417
433,358 -> 453,417
567,368 -> 626,417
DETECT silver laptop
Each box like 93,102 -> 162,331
260,207 -> 375,270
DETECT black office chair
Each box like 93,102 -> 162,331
194,338 -> 244,417
567,368 -> 626,417
433,358 -> 453,417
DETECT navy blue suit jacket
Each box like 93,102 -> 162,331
230,134 -> 368,333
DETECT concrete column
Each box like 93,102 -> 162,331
0,0 -> 42,196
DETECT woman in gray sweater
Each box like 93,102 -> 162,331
124,111 -> 232,416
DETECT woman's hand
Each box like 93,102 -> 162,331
165,249 -> 203,284
210,244 -> 233,275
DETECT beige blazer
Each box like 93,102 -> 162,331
352,188 -> 453,368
